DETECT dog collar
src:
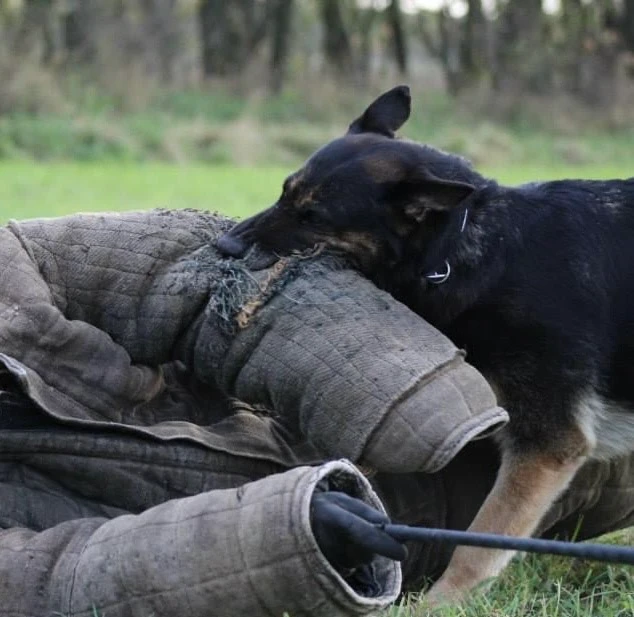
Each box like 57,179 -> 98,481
423,207 -> 468,285
460,207 -> 469,232
425,260 -> 451,284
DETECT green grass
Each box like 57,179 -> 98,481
390,530 -> 634,617
0,163 -> 287,222
0,161 -> 631,223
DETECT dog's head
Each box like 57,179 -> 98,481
217,86 -> 479,281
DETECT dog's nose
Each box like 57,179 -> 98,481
216,232 -> 248,258
217,208 -> 272,258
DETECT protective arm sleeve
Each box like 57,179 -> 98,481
0,461 -> 400,617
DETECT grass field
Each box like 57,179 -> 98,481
0,163 -> 287,221
0,161 -> 632,222
1,160 -> 633,615
393,530 -> 634,617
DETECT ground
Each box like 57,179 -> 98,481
0,160 -> 632,616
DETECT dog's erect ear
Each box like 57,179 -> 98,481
348,85 -> 411,138
393,173 -> 475,222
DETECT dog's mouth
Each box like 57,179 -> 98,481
217,234 -> 279,270
217,208 -> 330,269
217,217 -> 283,270
244,245 -> 280,270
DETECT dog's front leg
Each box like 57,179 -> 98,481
424,442 -> 588,607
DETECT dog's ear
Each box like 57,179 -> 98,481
348,85 -> 411,138
392,173 -> 475,222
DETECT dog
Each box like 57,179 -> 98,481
217,85 -> 634,604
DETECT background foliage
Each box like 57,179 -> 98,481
0,0 -> 632,168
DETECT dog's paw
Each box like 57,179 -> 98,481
424,578 -> 466,608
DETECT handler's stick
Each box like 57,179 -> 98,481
381,524 -> 634,566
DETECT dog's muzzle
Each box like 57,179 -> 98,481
217,211 -> 281,269
216,211 -> 266,258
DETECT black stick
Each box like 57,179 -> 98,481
382,524 -> 634,566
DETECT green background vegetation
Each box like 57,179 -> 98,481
0,89 -> 631,223
1,160 -> 632,223
393,534 -> 634,617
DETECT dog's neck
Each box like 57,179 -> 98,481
407,182 -> 516,326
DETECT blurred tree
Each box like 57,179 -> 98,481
460,0 -> 486,85
321,0 -> 353,75
357,4 -> 379,84
386,0 -> 408,74
619,0 -> 634,52
199,0 -> 269,77
418,0 -> 489,94
270,0 -> 294,92
14,0 -> 65,64
492,0 -> 547,93
0,0 -> 632,109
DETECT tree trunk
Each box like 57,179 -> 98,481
358,7 -> 378,86
17,0 -> 65,64
435,8 -> 463,95
321,0 -> 353,75
460,0 -> 486,82
492,0 -> 546,94
561,0 -> 589,95
199,0 -> 267,78
623,0 -> 634,52
270,0 -> 294,93
386,0 -> 408,75
199,0 -> 230,77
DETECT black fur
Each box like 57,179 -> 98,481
218,86 -> 634,459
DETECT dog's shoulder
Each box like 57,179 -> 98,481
468,178 -> 634,326
512,177 -> 634,216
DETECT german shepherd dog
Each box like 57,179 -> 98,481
217,86 -> 634,603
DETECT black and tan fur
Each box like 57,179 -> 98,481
217,86 -> 634,604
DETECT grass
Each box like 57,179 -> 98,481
391,529 -> 634,617
0,163 -> 287,222
0,161 -> 631,224
1,159 -> 632,615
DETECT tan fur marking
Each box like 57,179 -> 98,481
404,203 -> 428,223
286,173 -> 303,192
363,156 -> 405,183
295,189 -> 315,208
325,231 -> 380,258
426,434 -> 590,606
